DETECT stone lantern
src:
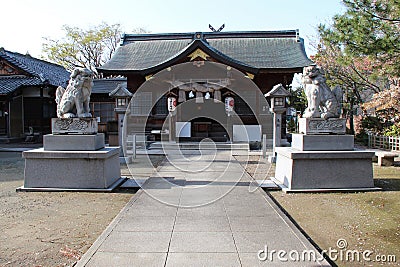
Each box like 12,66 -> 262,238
109,83 -> 133,160
265,84 -> 290,162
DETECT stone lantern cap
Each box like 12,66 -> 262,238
109,83 -> 133,98
265,83 -> 290,98
265,84 -> 290,112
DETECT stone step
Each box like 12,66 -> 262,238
0,137 -> 24,144
148,142 -> 249,151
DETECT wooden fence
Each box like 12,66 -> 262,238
368,133 -> 400,151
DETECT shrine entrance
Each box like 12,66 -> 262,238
173,92 -> 231,142
190,117 -> 228,142
125,61 -> 274,148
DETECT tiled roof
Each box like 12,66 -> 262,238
0,76 -> 43,95
109,83 -> 132,97
99,30 -> 313,74
92,78 -> 127,94
0,49 -> 70,95
101,40 -> 190,71
208,37 -> 311,69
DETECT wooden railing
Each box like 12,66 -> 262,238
368,133 -> 400,151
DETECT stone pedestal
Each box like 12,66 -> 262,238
51,118 -> 98,134
19,119 -> 123,192
274,132 -> 378,192
43,133 -> 105,151
274,147 -> 375,191
299,118 -> 346,135
291,134 -> 354,151
21,148 -> 121,190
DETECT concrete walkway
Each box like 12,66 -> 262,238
77,150 -> 331,266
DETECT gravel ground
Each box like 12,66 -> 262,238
239,155 -> 400,267
0,151 -> 164,267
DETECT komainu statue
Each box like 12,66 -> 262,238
302,65 -> 342,119
56,68 -> 94,118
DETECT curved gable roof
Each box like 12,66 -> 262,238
98,30 -> 313,75
100,39 -> 191,71
1,49 -> 70,87
0,49 -> 70,95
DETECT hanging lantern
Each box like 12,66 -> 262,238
178,89 -> 186,102
167,96 -> 177,112
225,96 -> 234,114
195,91 -> 204,103
214,90 -> 221,102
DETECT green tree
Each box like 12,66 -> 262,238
42,23 -> 148,76
288,84 -> 307,116
42,22 -> 122,75
319,0 -> 400,77
316,0 -> 400,133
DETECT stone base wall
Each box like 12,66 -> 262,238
274,147 -> 375,191
43,133 -> 105,151
291,133 -> 354,151
23,147 -> 120,189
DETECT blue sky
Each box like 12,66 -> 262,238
1,0 -> 345,58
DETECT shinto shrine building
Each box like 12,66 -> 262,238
98,30 -> 313,143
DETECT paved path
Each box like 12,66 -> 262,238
77,150 -> 331,266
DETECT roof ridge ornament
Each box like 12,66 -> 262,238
188,48 -> 209,61
296,29 -> 300,42
209,24 -> 225,32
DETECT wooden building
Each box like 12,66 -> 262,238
90,77 -> 127,135
98,30 -> 313,143
0,48 -> 70,141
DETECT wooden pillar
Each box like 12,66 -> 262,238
40,87 -> 44,134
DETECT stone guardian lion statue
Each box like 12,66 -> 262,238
302,65 -> 342,119
56,68 -> 94,118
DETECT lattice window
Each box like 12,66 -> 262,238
131,92 -> 152,115
91,102 -> 115,123
154,95 -> 168,115
234,96 -> 254,115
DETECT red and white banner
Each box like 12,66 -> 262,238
225,97 -> 234,114
167,96 -> 177,112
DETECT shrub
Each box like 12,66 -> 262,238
361,116 -> 384,133
383,124 -> 400,137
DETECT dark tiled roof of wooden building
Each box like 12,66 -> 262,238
99,30 -> 313,74
92,77 -> 127,94
0,48 -> 70,95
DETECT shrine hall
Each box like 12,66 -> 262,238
98,30 -> 313,144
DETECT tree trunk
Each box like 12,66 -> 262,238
349,100 -> 355,135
